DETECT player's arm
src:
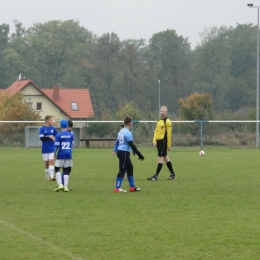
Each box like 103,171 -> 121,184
166,119 -> 172,148
54,135 -> 60,159
153,123 -> 158,146
39,128 -> 50,141
54,146 -> 60,159
113,139 -> 119,153
128,141 -> 144,161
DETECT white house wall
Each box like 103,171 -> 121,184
21,84 -> 67,120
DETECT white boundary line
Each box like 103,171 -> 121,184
0,218 -> 86,260
0,120 -> 258,123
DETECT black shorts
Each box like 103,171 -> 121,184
117,150 -> 133,172
157,139 -> 167,157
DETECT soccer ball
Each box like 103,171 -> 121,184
199,151 -> 205,156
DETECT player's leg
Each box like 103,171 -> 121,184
43,154 -> 50,180
127,159 -> 141,192
63,166 -> 71,192
114,151 -> 127,192
164,155 -> 177,180
53,160 -> 63,191
61,172 -> 64,185
147,140 -> 165,180
48,153 -> 55,181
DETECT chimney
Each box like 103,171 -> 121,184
53,85 -> 59,100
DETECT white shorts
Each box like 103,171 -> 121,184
42,153 -> 54,161
55,159 -> 73,168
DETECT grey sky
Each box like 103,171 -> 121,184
1,0 -> 259,49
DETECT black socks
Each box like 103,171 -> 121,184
155,163 -> 163,176
166,161 -> 175,175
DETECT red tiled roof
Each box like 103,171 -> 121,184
42,89 -> 94,119
3,80 -> 94,119
5,79 -> 41,94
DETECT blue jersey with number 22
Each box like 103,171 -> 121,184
117,128 -> 133,152
55,130 -> 74,159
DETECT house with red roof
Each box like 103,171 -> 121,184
1,79 -> 94,120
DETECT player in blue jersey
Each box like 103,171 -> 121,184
53,119 -> 74,192
113,116 -> 145,193
61,120 -> 73,187
39,115 -> 58,180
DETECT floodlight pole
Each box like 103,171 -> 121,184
248,3 -> 260,148
158,80 -> 161,118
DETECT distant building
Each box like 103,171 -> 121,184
1,79 -> 94,120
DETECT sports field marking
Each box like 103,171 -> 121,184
0,218 -> 86,260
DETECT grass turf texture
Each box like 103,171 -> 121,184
0,148 -> 260,260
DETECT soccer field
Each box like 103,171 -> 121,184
1,148 -> 260,260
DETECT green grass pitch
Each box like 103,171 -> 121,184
1,147 -> 260,260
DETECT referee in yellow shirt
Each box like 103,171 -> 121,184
147,106 -> 177,180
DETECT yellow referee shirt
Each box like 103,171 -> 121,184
153,118 -> 172,148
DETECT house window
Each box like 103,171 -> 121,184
36,102 -> 42,111
71,102 -> 78,111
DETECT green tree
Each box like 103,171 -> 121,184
192,26 -> 232,111
84,107 -> 116,138
4,20 -> 94,88
115,102 -> 142,120
0,23 -> 9,52
90,32 -> 121,112
148,30 -> 191,112
178,93 -> 214,120
178,93 -> 214,135
192,24 -> 257,111
0,23 -> 10,89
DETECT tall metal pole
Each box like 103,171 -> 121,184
158,80 -> 161,118
257,7 -> 259,148
248,4 -> 260,148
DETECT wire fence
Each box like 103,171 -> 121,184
0,120 -> 258,148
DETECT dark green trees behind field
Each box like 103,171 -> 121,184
0,20 -> 257,118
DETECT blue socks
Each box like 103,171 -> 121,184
115,177 -> 123,189
127,176 -> 135,188
115,175 -> 135,188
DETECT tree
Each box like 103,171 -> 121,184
84,107 -> 116,138
147,30 -> 191,113
178,93 -> 214,120
0,92 -> 41,136
192,24 -> 257,111
0,23 -> 9,52
116,102 -> 142,120
4,20 -> 94,88
0,23 -> 10,88
192,26 -> 232,111
178,93 -> 214,135
90,32 -> 121,112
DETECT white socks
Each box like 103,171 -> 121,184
45,169 -> 49,179
49,166 -> 54,179
64,175 -> 69,188
56,172 -> 62,186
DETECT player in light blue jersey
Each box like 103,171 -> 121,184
53,120 -> 74,192
113,116 -> 145,193
113,124 -> 124,153
39,115 -> 58,180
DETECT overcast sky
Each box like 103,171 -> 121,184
1,0 -> 259,49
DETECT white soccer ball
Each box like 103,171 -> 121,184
199,151 -> 205,156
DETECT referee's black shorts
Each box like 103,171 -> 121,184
157,139 -> 167,157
